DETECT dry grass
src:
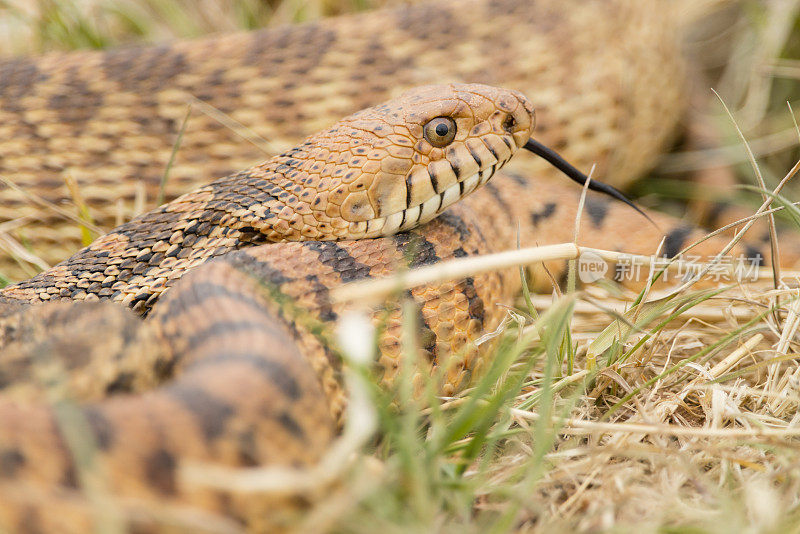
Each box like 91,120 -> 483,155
3,1 -> 800,533
0,0 -> 402,56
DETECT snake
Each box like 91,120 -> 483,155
0,0 -> 697,280
0,0 -> 787,532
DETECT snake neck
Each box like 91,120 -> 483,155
1,156 -> 328,314
2,149 -> 425,314
1,82 -> 537,315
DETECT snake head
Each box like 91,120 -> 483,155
296,83 -> 535,239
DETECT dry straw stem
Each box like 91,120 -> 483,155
673,333 -> 763,406
768,291 -> 800,412
510,408 -> 800,439
529,293 -> 761,323
712,89 -> 782,288
662,157 -> 800,301
181,93 -> 282,155
64,173 -> 99,246
0,232 -> 49,272
331,243 -> 789,305
659,125 -> 800,172
0,174 -> 103,235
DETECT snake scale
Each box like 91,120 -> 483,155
0,0 -> 784,532
0,0 -> 692,278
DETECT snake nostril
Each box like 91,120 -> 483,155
502,115 -> 517,132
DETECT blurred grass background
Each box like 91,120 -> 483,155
0,0 -> 399,55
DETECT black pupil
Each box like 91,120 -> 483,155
435,122 -> 449,137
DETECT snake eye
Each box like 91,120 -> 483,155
423,117 -> 457,147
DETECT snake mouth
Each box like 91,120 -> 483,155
345,135 -> 650,239
350,153 -> 512,238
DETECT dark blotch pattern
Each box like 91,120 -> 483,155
168,384 -> 235,441
144,448 -> 177,495
183,320 -> 284,355
458,277 -> 485,324
531,203 -> 557,226
277,412 -> 306,441
159,281 -> 272,322
188,353 -> 301,401
0,449 -> 25,477
304,242 -> 372,283
393,233 -> 440,268
104,372 -> 136,394
437,211 -> 471,241
584,197 -> 609,227
745,244 -> 765,266
663,226 -> 694,258
483,182 -> 514,220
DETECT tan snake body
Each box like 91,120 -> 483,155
2,84 -> 533,314
0,0 -> 779,532
0,0 -> 685,279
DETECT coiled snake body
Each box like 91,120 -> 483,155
0,0 -> 772,532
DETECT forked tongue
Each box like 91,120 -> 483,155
523,138 -> 655,225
